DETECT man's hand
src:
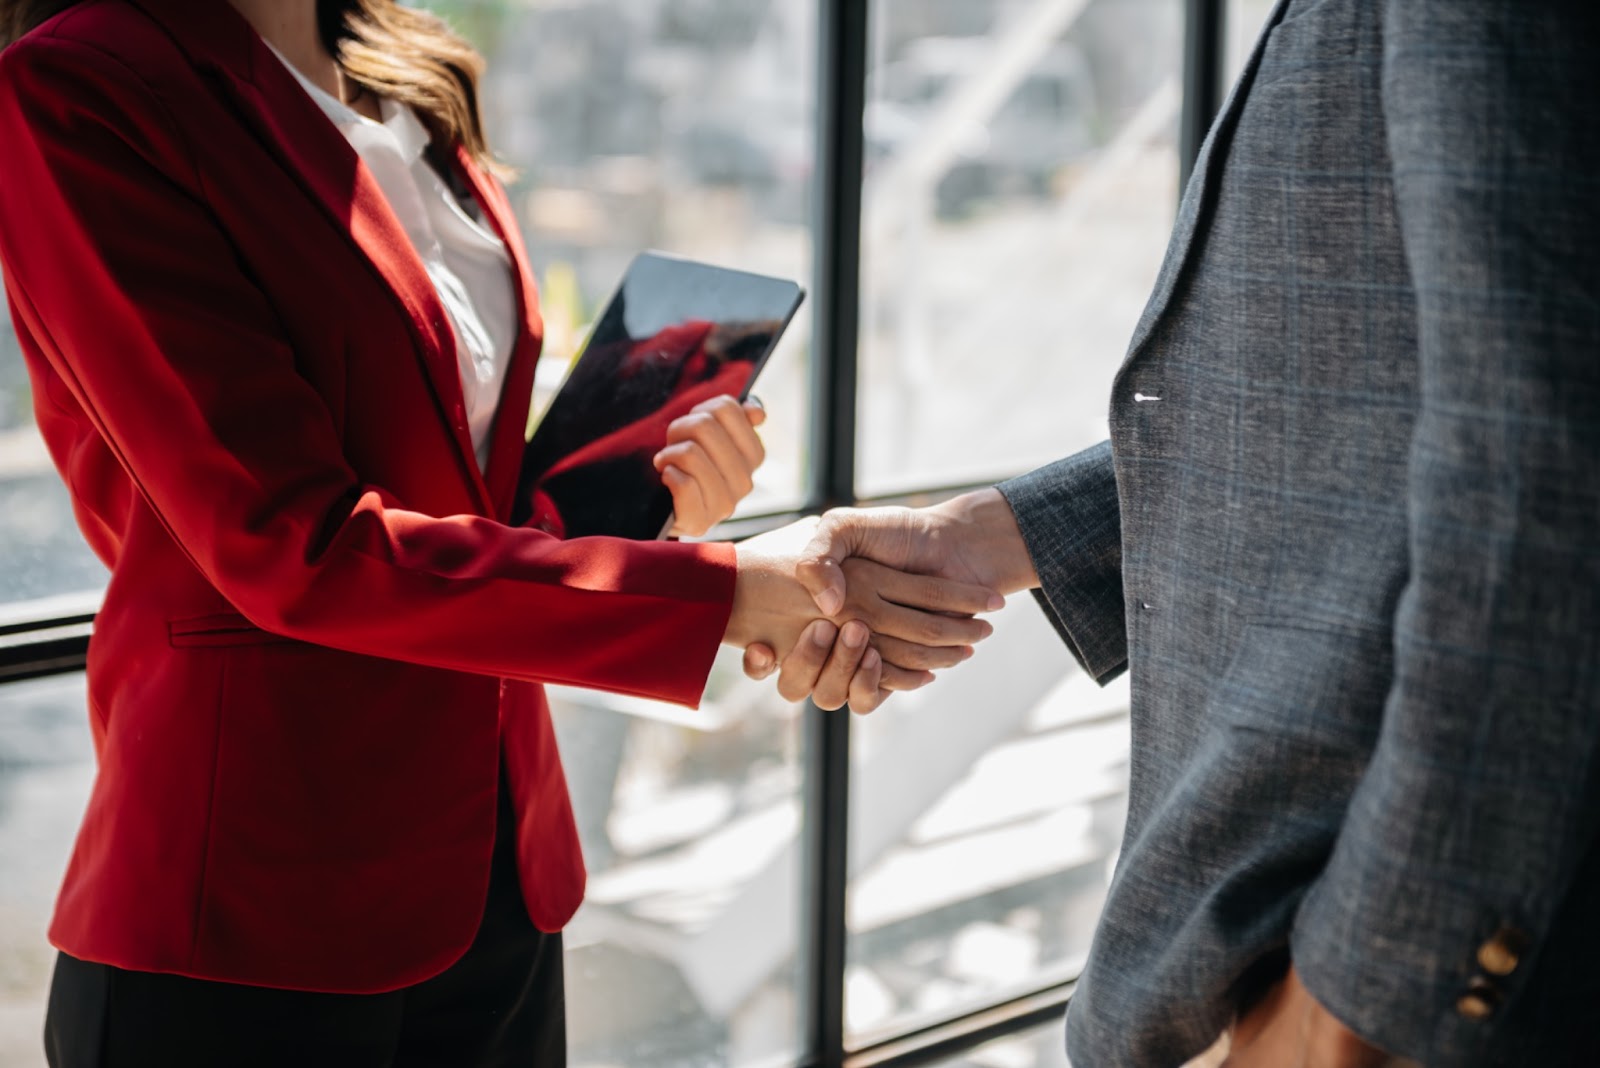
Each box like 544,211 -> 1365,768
741,489 -> 1039,707
727,518 -> 1002,710
795,488 -> 1039,616
1222,966 -> 1414,1068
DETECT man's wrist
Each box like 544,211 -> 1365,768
936,488 -> 1039,594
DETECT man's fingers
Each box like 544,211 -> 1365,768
872,634 -> 974,671
796,554 -> 848,617
813,620 -> 871,711
796,510 -> 869,616
859,597 -> 994,648
777,619 -> 836,703
878,662 -> 935,692
842,558 -> 1004,615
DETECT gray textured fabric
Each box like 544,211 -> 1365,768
1000,442 -> 1126,684
1000,1 -> 1600,1064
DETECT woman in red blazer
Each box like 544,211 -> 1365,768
0,0 -> 1000,1063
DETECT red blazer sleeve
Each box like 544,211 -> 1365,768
0,34 -> 735,705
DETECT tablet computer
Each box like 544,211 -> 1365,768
511,251 -> 805,540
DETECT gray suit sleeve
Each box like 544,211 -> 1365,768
996,440 -> 1127,685
1292,3 -> 1600,1061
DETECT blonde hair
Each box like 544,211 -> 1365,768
323,0 -> 507,175
0,0 -> 72,48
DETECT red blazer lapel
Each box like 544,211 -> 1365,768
452,147 -> 546,523
125,0 -> 495,514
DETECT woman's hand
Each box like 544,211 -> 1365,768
655,395 -> 766,537
769,619 -> 888,714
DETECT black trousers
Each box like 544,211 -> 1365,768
43,784 -> 566,1067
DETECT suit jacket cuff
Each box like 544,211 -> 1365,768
1290,752 -> 1537,1065
997,441 -> 1127,684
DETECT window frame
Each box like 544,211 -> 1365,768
0,2 -> 1229,1063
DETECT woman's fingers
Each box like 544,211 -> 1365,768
661,463 -> 719,536
682,394 -> 766,470
846,649 -> 889,714
743,642 -> 778,680
762,619 -> 919,712
664,396 -> 765,488
760,621 -> 967,711
659,446 -> 734,534
663,417 -> 753,499
659,396 -> 768,534
812,620 -> 872,711
777,619 -> 838,703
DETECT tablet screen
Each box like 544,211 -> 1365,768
512,252 -> 804,540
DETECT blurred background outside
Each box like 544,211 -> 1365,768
0,0 -> 1275,1064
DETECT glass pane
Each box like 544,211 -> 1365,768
549,648 -> 803,1067
846,597 -> 1131,1042
0,296 -> 107,612
932,1017 -> 1071,1068
857,0 -> 1183,496
0,673 -> 92,1068
458,4 -> 817,1059
460,0 -> 816,517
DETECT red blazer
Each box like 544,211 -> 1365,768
0,0 -> 736,993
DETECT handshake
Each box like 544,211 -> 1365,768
720,487 -> 1041,713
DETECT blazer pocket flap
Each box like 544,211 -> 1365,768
168,612 -> 293,648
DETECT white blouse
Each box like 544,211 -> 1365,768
267,44 -> 518,472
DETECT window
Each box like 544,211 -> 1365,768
0,299 -> 106,612
0,673 -> 92,1066
846,602 -> 1131,1042
844,0 -> 1180,1040
0,2 -> 1236,1065
469,0 -> 814,517
857,0 -> 1181,495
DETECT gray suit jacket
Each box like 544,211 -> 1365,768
999,1 -> 1600,1064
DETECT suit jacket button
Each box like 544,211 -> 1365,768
1457,976 -> 1501,1020
1456,992 -> 1496,1020
1476,927 -> 1528,977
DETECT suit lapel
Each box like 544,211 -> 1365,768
1118,0 -> 1293,369
126,0 -> 495,514
451,148 -> 546,523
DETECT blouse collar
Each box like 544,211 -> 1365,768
261,41 -> 432,168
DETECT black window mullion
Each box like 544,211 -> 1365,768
1179,0 -> 1228,196
803,0 -> 869,1064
